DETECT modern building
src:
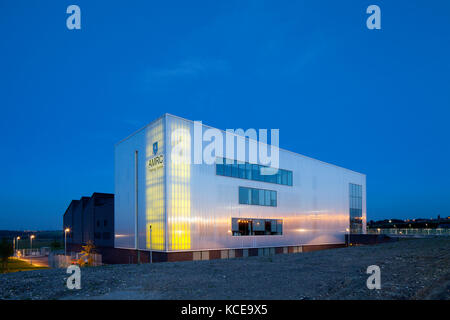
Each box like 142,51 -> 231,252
63,192 -> 114,250
114,114 -> 366,262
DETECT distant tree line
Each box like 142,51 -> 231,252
0,238 -> 14,273
368,216 -> 450,229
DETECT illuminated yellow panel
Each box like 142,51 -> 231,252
169,120 -> 191,250
145,120 -> 165,250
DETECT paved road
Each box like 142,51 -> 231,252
18,256 -> 49,267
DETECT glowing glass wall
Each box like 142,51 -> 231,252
144,119 -> 165,250
167,117 -> 192,250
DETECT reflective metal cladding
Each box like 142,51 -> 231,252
114,114 -> 366,252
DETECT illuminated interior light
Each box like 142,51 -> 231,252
145,120 -> 165,251
169,120 -> 191,250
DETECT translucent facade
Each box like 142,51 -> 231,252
115,114 -> 366,252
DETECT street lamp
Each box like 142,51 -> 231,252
149,225 -> 152,264
16,237 -> 21,257
30,235 -> 35,265
64,228 -> 70,256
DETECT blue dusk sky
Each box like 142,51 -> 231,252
0,1 -> 449,230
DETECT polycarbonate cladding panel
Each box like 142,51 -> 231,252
164,115 -> 366,251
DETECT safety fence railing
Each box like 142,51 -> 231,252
367,228 -> 450,236
15,247 -> 51,257
48,252 -> 102,268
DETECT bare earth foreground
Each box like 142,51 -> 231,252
1,238 -> 449,300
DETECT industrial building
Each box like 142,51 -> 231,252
63,192 -> 114,250
114,114 -> 366,262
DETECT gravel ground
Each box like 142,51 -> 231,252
0,237 -> 449,300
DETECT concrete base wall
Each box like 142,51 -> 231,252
103,243 -> 345,264
67,242 -> 346,265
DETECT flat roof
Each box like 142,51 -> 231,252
115,113 -> 366,176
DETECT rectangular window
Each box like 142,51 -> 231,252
281,170 -> 288,185
264,189 -> 270,206
239,220 -> 252,236
238,187 -> 250,205
270,190 -> 277,206
259,189 -> 265,205
276,170 -> 282,184
224,162 -> 232,176
349,183 -> 363,234
287,171 -> 293,186
239,186 -> 277,207
251,188 -> 259,205
245,162 -> 252,180
252,164 -> 260,181
238,162 -> 246,179
216,161 -> 224,175
232,218 -> 282,236
261,166 -> 269,183
268,170 -> 277,184
232,161 -> 239,177
265,220 -> 272,234
216,157 -> 293,186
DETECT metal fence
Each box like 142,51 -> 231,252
48,252 -> 102,268
368,228 -> 450,236
15,247 -> 51,257
21,248 -> 42,256
48,253 -> 72,268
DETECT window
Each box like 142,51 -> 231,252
216,161 -> 224,175
239,186 -> 277,207
264,190 -> 270,206
251,188 -> 259,205
270,190 -> 277,206
252,164 -> 260,181
276,171 -> 282,184
238,219 -> 251,236
239,187 -> 250,205
245,162 -> 252,179
232,218 -> 282,236
224,161 -> 232,176
266,171 -> 275,184
216,158 -> 293,186
349,183 -> 363,233
104,219 -> 107,227
281,170 -> 288,185
238,162 -> 246,179
232,162 -> 239,177
96,220 -> 100,227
